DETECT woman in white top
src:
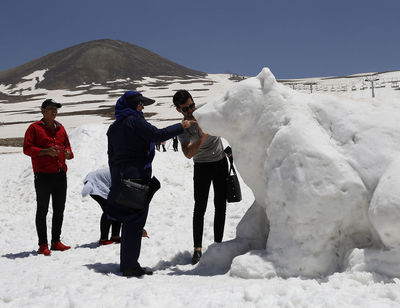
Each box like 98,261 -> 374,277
82,168 -> 121,245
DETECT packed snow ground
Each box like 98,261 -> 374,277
1,70 -> 400,307
1,124 -> 400,307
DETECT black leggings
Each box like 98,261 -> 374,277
34,171 -> 67,245
193,157 -> 228,248
90,195 -> 121,240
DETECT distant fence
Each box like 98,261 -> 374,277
281,75 -> 400,97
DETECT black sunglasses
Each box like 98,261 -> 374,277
181,102 -> 195,112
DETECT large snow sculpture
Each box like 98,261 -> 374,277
194,67 -> 400,277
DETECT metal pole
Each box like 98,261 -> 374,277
365,75 -> 379,98
371,81 -> 375,98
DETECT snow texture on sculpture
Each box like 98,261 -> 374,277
194,67 -> 400,278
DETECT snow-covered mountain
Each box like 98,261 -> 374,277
1,39 -> 400,144
0,39 -> 205,90
2,66 -> 400,143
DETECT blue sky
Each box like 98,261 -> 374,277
0,0 -> 399,79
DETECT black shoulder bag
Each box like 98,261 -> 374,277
225,147 -> 242,203
115,172 -> 150,211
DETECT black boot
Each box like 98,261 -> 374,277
123,267 -> 153,277
191,250 -> 202,265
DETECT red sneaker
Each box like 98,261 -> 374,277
38,244 -> 51,256
110,236 -> 121,243
99,239 -> 114,245
51,241 -> 71,251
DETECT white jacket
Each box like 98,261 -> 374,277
82,168 -> 111,199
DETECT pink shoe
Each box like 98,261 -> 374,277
38,244 -> 51,256
99,239 -> 114,245
51,241 -> 71,251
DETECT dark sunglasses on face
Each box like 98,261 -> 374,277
181,102 -> 195,112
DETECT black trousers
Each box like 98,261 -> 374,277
90,195 -> 121,240
193,157 -> 228,248
34,171 -> 67,245
119,205 -> 149,272
109,174 -> 159,273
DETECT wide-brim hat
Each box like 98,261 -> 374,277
124,91 -> 155,106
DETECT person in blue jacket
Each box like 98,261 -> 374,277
107,90 -> 193,278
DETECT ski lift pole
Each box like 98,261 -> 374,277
304,82 -> 317,94
365,75 -> 379,98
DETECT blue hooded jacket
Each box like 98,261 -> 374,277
107,91 -> 183,214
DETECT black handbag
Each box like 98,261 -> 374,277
226,154 -> 242,203
115,176 -> 150,211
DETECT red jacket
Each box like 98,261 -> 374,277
23,120 -> 74,174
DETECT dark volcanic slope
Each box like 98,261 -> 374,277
0,39 -> 205,90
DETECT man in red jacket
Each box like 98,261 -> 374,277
23,99 -> 74,256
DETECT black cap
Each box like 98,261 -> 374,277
41,99 -> 62,109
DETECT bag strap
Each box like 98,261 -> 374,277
119,165 -> 148,185
228,156 -> 237,176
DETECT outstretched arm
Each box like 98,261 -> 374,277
135,117 -> 193,143
181,126 -> 208,159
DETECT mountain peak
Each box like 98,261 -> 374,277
0,39 -> 205,89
